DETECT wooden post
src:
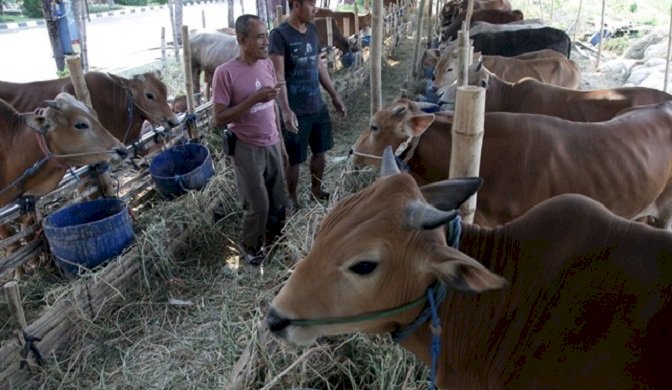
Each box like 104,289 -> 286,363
573,0 -> 583,42
343,17 -> 350,37
449,86 -> 485,223
665,4 -> 672,92
326,17 -> 334,70
4,281 -> 27,330
202,9 -> 206,28
182,25 -> 198,140
411,0 -> 427,78
370,0 -> 383,113
275,5 -> 283,27
595,0 -> 606,68
353,1 -> 361,49
426,0 -> 433,48
161,27 -> 167,75
170,0 -> 180,62
72,0 -> 89,71
65,55 -> 93,109
228,0 -> 235,28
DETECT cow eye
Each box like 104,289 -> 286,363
447,67 -> 453,72
370,125 -> 378,132
74,122 -> 89,130
349,261 -> 378,275
145,92 -> 155,100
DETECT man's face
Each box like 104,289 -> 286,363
241,19 -> 269,60
295,0 -> 316,23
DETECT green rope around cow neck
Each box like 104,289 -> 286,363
286,287 -> 431,327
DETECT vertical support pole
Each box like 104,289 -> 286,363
595,0 -> 606,68
343,17 -> 350,37
353,1 -> 361,49
426,0 -> 433,48
411,0 -> 427,78
573,0 -> 583,42
161,27 -> 167,75
275,4 -> 283,27
326,17 -> 334,70
370,0 -> 383,113
665,4 -> 672,92
65,55 -> 93,109
170,0 -> 180,62
449,86 -> 485,223
4,281 -> 27,330
182,25 -> 198,140
202,9 -> 206,28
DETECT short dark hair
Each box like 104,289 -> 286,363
235,14 -> 261,36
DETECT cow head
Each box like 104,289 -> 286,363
267,148 -> 506,345
126,72 -> 179,130
351,98 -> 435,167
432,45 -> 459,90
468,60 -> 490,89
26,93 -> 127,166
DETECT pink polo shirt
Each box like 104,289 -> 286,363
212,58 -> 279,147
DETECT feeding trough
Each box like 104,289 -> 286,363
43,198 -> 134,278
149,143 -> 215,199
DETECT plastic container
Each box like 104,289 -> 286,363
149,143 -> 215,199
43,198 -> 134,278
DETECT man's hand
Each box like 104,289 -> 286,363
254,86 -> 281,104
282,109 -> 299,133
332,94 -> 347,118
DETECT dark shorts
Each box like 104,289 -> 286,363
282,107 -> 333,166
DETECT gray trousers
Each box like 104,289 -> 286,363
232,140 -> 288,252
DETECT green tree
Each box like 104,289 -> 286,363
629,2 -> 638,13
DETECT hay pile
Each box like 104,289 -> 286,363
1,31 -> 435,389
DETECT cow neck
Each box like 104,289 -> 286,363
488,74 -> 514,112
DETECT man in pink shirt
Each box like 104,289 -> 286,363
212,14 -> 288,266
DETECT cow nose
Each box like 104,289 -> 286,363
115,147 -> 128,159
348,148 -> 353,156
266,307 -> 291,333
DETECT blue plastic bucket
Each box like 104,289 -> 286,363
43,198 -> 134,278
149,143 -> 215,199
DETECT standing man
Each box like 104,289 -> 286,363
269,0 -> 347,212
212,14 -> 288,266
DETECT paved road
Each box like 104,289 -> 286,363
0,1 -> 260,83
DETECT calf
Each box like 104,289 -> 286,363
189,31 -> 240,101
268,152 -> 672,389
352,98 -> 672,228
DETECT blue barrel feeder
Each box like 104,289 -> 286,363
149,143 -> 215,199
43,198 -> 134,278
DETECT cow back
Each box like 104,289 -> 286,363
472,26 -> 571,58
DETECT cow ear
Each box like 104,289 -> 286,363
420,177 -> 483,211
406,113 -> 435,137
25,113 -> 51,134
429,249 -> 508,293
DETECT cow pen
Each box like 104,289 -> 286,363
0,3 -> 416,386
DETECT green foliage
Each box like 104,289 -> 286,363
629,2 -> 638,13
87,4 -> 124,14
21,0 -> 43,19
150,0 -> 168,4
56,67 -> 70,79
603,36 -> 630,55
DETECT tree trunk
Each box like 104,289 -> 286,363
227,0 -> 235,28
175,0 -> 184,45
42,0 -> 65,72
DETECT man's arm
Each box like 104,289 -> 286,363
317,58 -> 347,118
269,54 -> 299,132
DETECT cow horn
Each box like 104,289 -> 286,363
390,104 -> 406,116
45,99 -> 60,110
421,177 -> 483,211
404,200 -> 458,230
380,146 -> 400,177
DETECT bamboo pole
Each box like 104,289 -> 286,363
65,55 -> 93,109
181,25 -> 198,140
170,0 -> 180,61
4,281 -> 27,329
370,0 -> 383,113
595,0 -> 606,69
426,0 -> 433,48
411,0 -> 427,78
664,4 -> 672,92
275,5 -> 283,27
202,9 -> 206,28
326,17 -> 334,70
449,86 -> 485,223
161,27 -> 167,75
353,1 -> 360,49
573,0 -> 583,42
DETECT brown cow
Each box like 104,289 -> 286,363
267,152 -> 672,389
0,72 -> 178,145
441,0 -> 512,25
0,93 -> 127,249
433,48 -> 581,90
315,7 -> 371,36
462,62 -> 672,121
351,98 -> 672,228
